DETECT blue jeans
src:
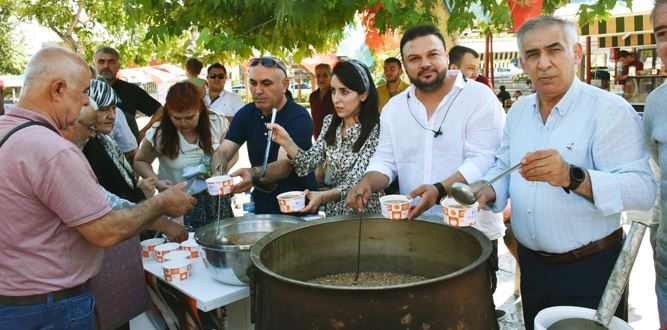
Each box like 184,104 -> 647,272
0,292 -> 95,329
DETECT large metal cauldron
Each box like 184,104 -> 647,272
195,214 -> 303,285
250,215 -> 495,330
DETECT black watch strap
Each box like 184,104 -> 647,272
563,165 -> 585,194
433,182 -> 447,201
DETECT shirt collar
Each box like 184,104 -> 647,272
4,106 -> 62,136
406,70 -> 467,99
530,77 -> 581,117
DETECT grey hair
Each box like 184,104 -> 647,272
516,16 -> 579,57
22,47 -> 87,95
652,0 -> 667,26
93,46 -> 120,60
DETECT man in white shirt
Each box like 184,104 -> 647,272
204,63 -> 244,123
474,16 -> 656,329
347,24 -> 507,321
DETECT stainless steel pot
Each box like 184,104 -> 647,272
250,214 -> 496,329
194,214 -> 303,285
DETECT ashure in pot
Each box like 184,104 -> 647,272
250,214 -> 496,329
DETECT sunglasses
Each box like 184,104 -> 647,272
208,73 -> 226,79
249,57 -> 288,77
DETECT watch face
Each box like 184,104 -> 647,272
571,166 -> 585,181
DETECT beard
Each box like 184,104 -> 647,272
99,69 -> 115,81
408,67 -> 447,92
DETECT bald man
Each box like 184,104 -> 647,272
0,47 -> 195,329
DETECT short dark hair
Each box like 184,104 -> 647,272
186,58 -> 204,75
618,50 -> 632,58
400,24 -> 447,59
448,45 -> 479,67
384,57 -> 402,69
207,62 -> 227,75
499,85 -> 506,91
314,63 -> 332,73
93,46 -> 120,60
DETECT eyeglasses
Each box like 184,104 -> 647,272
78,120 -> 98,134
208,73 -> 226,79
249,57 -> 288,77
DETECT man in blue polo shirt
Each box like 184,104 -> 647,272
211,56 -> 317,214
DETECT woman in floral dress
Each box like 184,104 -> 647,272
234,60 -> 382,216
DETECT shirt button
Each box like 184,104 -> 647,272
527,209 -> 532,215
531,236 -> 536,240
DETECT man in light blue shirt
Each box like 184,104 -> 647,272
644,1 -> 667,328
473,16 -> 656,329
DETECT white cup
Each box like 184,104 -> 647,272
206,175 -> 233,196
140,238 -> 166,259
154,242 -> 181,263
379,194 -> 412,220
440,197 -> 478,227
180,240 -> 200,259
162,258 -> 192,283
277,191 -> 306,213
164,250 -> 191,262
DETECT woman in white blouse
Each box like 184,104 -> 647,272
134,82 -> 235,230
232,60 -> 382,216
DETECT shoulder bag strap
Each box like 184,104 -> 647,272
0,121 -> 58,148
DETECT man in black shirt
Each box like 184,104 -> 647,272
93,47 -> 162,145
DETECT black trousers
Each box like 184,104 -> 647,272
518,240 -> 628,330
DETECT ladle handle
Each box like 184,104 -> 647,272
477,162 -> 523,193
261,108 -> 278,176
594,220 -> 648,326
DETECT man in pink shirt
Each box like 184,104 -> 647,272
0,47 -> 196,330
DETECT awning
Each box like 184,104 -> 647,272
479,52 -> 519,61
580,13 -> 652,37
597,33 -> 656,48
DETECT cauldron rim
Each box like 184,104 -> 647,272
250,214 -> 492,290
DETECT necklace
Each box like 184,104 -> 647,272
406,83 -> 465,138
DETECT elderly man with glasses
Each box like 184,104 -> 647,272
205,62 -> 244,124
211,56 -> 317,215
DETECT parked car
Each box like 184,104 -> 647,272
290,82 -> 312,94
493,65 -> 523,80
231,85 -> 246,93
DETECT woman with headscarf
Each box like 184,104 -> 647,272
83,79 -> 154,203
83,79 -> 187,330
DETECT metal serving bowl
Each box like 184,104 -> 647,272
194,214 -> 303,286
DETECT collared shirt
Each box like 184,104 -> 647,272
226,99 -> 317,215
309,88 -> 335,140
377,80 -> 410,113
485,78 -> 656,253
112,79 -> 161,143
366,71 -> 506,239
0,107 -> 110,295
205,90 -> 244,119
111,107 -> 138,153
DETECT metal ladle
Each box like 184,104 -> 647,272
251,108 -> 278,193
450,162 -> 523,206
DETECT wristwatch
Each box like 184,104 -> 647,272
563,165 -> 585,194
433,182 -> 447,201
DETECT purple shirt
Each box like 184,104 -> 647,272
309,88 -> 334,140
0,107 -> 110,295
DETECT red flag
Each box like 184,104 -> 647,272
509,0 -> 543,32
361,1 -> 400,53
